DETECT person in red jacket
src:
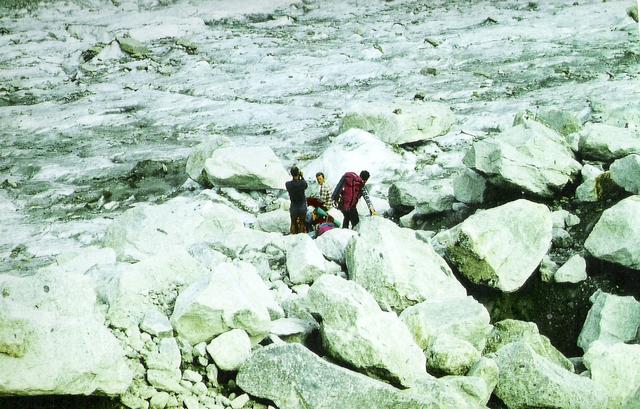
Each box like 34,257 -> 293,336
331,170 -> 377,229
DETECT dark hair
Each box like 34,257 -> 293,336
315,172 -> 324,178
290,166 -> 300,177
360,170 -> 370,181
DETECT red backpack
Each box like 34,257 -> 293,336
339,172 -> 364,211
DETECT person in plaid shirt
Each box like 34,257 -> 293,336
315,172 -> 333,210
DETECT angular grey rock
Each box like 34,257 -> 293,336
314,227 -> 357,264
426,334 -> 480,376
466,357 -> 499,405
414,179 -> 456,215
206,329 -> 252,371
444,199 -> 552,292
485,319 -> 573,372
539,255 -> 558,283
145,337 -> 181,371
339,101 -> 455,145
236,343 -> 487,409
610,154 -> 640,194
306,275 -> 426,386
577,290 -> 640,352
185,136 -> 231,183
584,341 -> 640,408
464,120 -> 581,197
513,109 -> 582,137
204,146 -> 289,190
554,254 -> 587,283
400,296 -> 492,352
492,341 -> 607,409
116,36 -> 150,58
171,261 -> 283,345
585,195 -> 640,269
0,272 -> 132,396
285,234 -> 341,285
140,309 -> 173,338
346,217 -> 466,312
255,209 -> 290,234
453,169 -> 486,204
578,122 -> 640,161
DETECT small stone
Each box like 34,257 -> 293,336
206,329 -> 252,371
197,356 -> 209,367
230,394 -> 250,409
206,364 -> 219,385
192,343 -> 207,358
183,369 -> 202,383
191,381 -> 208,396
141,310 -> 173,338
554,255 -> 587,284
149,391 -> 170,409
182,395 -> 200,409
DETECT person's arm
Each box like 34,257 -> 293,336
361,186 -> 377,215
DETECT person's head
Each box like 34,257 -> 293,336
290,166 -> 301,179
315,172 -> 325,185
360,170 -> 370,183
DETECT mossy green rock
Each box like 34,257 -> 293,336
484,319 -> 573,372
116,36 -> 150,58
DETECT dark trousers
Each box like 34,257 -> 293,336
341,208 -> 359,229
290,208 -> 307,234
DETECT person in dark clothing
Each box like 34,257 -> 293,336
331,170 -> 377,229
285,166 -> 308,234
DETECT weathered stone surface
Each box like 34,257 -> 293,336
90,248 -> 206,329
285,234 -> 340,285
346,217 -> 466,312
388,179 -> 456,215
116,36 -> 150,58
585,195 -> 640,269
255,208 -> 289,234
427,334 -> 480,376
303,128 -> 416,195
485,319 -> 573,372
513,109 -> 582,137
578,122 -> 640,161
610,154 -> 640,194
554,254 -> 587,283
444,199 -> 552,292
171,261 -> 283,345
206,329 -> 252,371
306,275 -> 426,386
453,169 -> 486,205
339,101 -> 455,145
237,343 -> 486,409
464,120 -> 581,197
103,196 -> 246,261
492,341 -> 607,409
408,377 -> 490,409
145,337 -> 181,371
185,136 -> 231,183
439,376 -> 492,406
466,357 -> 499,405
577,290 -> 640,352
140,309 -> 173,338
314,228 -> 357,265
584,341 -> 640,408
204,146 -> 289,190
400,296 -> 491,352
0,272 -> 132,395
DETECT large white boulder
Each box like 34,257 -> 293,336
577,290 -> 640,352
584,195 -> 640,269
314,227 -> 357,264
464,120 -> 581,197
303,128 -> 416,196
285,234 -> 341,285
339,101 -> 455,145
584,341 -> 640,408
400,296 -> 492,352
236,343 -> 486,409
204,146 -> 289,190
103,196 -> 247,261
388,179 -> 456,215
610,154 -> 640,194
185,136 -> 231,183
492,341 -> 607,409
0,272 -> 132,395
171,261 -> 283,345
444,199 -> 552,292
577,122 -> 640,161
306,275 -> 426,386
89,248 -> 207,329
346,217 -> 466,312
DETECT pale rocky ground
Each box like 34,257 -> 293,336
1,0 -> 640,408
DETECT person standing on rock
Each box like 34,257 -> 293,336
286,166 -> 308,234
331,170 -> 377,229
315,171 -> 333,210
